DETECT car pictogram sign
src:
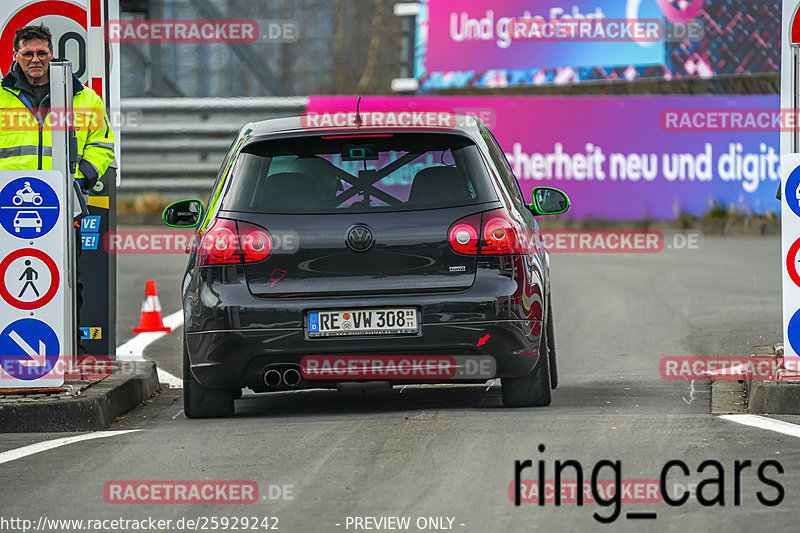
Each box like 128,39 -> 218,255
0,177 -> 60,239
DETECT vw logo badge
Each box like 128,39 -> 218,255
347,224 -> 374,252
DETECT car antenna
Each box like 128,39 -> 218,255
354,97 -> 363,128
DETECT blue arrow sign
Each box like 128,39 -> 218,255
0,177 -> 60,239
788,309 -> 800,358
0,318 -> 60,380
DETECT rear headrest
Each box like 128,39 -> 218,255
287,156 -> 336,175
408,166 -> 468,206
253,172 -> 329,210
287,157 -> 342,196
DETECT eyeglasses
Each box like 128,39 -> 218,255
17,50 -> 50,61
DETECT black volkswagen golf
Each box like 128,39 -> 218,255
163,114 -> 570,417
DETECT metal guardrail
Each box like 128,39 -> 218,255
119,97 -> 309,192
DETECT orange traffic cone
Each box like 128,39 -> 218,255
132,280 -> 172,333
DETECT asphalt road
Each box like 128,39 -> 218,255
2,235 -> 799,533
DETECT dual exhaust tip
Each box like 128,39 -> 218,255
264,367 -> 302,388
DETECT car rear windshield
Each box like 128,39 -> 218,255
221,133 -> 497,214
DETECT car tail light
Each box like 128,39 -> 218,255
479,209 -> 526,255
482,215 -> 519,254
200,220 -> 238,264
448,213 -> 482,255
240,224 -> 272,262
199,219 -> 272,265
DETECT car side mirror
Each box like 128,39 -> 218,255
529,187 -> 570,216
163,199 -> 203,228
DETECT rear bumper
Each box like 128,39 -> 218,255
184,256 -> 546,389
186,319 -> 543,389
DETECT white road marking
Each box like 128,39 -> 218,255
116,310 -> 183,388
0,430 -> 141,465
719,414 -> 800,438
682,379 -> 696,405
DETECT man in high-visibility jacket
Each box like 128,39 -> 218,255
0,23 -> 115,191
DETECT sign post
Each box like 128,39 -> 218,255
781,0 -> 800,374
0,172 -> 68,388
0,0 -> 120,358
49,59 -> 80,365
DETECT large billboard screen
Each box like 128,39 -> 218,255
416,0 -> 781,89
307,95 -> 780,219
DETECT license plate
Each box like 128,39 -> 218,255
307,308 -> 418,337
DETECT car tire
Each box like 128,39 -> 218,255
501,328 -> 552,407
183,340 -> 235,418
547,299 -> 558,390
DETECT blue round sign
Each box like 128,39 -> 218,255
788,309 -> 800,358
785,166 -> 800,219
0,177 -> 60,239
0,318 -> 60,380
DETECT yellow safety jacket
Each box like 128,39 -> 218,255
0,64 -> 115,188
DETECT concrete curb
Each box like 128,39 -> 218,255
710,380 -> 747,415
748,380 -> 800,414
746,345 -> 800,415
0,361 -> 159,433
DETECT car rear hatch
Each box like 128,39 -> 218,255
216,131 -> 500,298
235,206 -> 496,298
